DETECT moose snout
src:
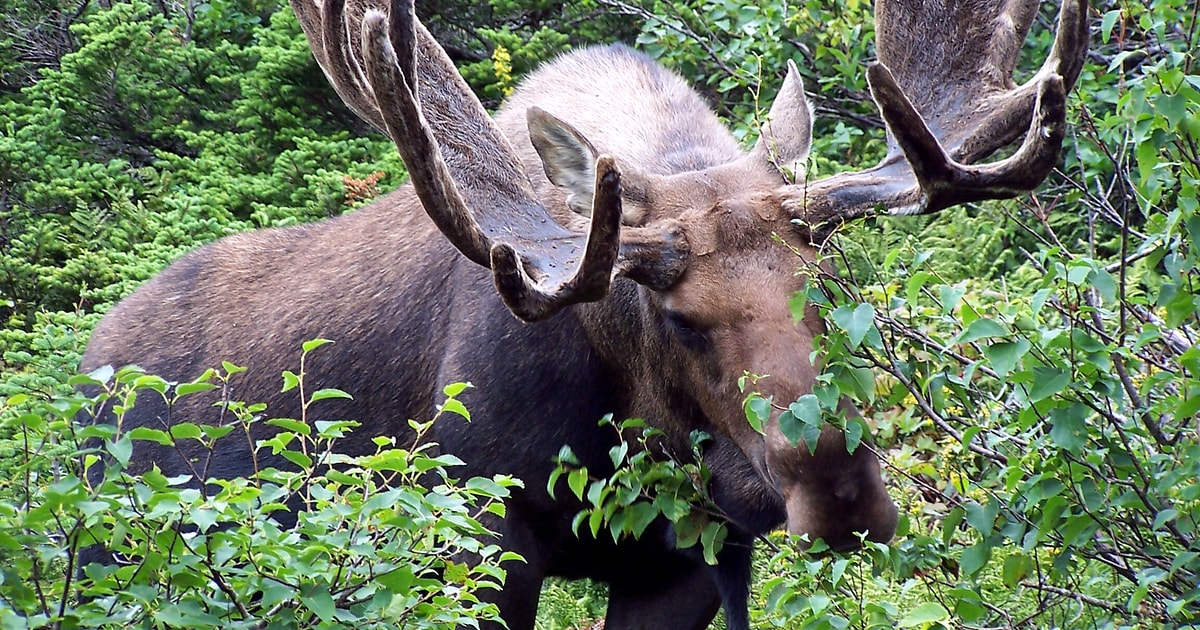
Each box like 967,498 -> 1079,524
764,422 -> 899,553
784,492 -> 898,553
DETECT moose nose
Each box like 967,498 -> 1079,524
833,482 -> 859,504
828,538 -> 865,554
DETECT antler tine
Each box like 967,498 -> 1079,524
866,62 -> 1067,214
952,0 -> 1089,165
291,0 -> 385,131
298,0 -> 657,321
358,3 -> 492,265
493,157 -> 624,321
792,0 -> 1089,237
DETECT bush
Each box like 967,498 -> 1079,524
550,417 -> 730,565
753,0 -> 1200,625
0,341 -> 521,628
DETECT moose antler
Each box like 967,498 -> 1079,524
289,0 -> 688,321
791,0 -> 1089,236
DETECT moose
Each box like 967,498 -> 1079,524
80,0 -> 1088,627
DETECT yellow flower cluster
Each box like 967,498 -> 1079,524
492,44 -> 515,97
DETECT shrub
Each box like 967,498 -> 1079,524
756,0 -> 1200,624
550,417 -> 730,565
0,341 -> 521,628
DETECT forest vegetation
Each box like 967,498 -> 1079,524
0,0 -> 1198,627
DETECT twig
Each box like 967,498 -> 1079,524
1019,580 -> 1162,619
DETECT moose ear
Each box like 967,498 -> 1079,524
527,107 -> 600,216
749,60 -> 813,181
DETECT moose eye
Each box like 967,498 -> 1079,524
664,311 -> 711,351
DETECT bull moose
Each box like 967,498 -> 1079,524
79,0 -> 1089,627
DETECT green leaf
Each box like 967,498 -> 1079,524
132,374 -> 169,394
588,507 -> 604,537
325,469 -> 365,486
984,339 -> 1030,377
898,602 -> 950,627
107,437 -> 132,467
831,302 -> 876,348
301,338 -> 334,354
281,450 -> 313,469
1164,290 -> 1197,327
90,364 -> 115,385
1067,262 -> 1091,285
1028,367 -> 1069,402
949,586 -> 987,623
609,441 -> 629,468
439,397 -> 470,420
839,366 -> 875,401
1187,216 -> 1200,254
960,541 -> 992,577
956,318 -> 1007,344
442,382 -> 472,397
939,284 -> 966,315
1177,393 -> 1200,419
629,502 -> 658,537
313,419 -> 357,439
1136,138 -> 1158,184
743,393 -> 771,433
1030,288 -> 1052,316
788,290 -> 809,321
1089,268 -> 1118,302
299,584 -> 337,623
779,395 -> 821,448
191,506 -> 219,532
906,271 -> 932,307
567,468 -> 589,501
844,417 -> 865,454
309,388 -> 352,403
673,513 -> 704,549
128,426 -> 173,446
1100,9 -> 1120,43
281,370 -> 300,393
942,506 -> 965,547
154,601 -> 222,627
175,381 -> 217,397
700,521 -> 727,565
1157,91 -> 1188,128
169,423 -> 202,441
221,361 -> 246,375
266,417 -> 311,436
141,467 -> 170,491
964,499 -> 999,536
1049,403 -> 1089,454
1002,553 -> 1032,588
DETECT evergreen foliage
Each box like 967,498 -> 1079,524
0,0 -> 402,352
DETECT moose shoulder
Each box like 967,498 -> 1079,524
80,0 -> 1088,628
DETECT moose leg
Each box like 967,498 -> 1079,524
473,510 -> 551,630
604,565 -> 722,630
486,569 -> 545,630
711,539 -> 754,630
